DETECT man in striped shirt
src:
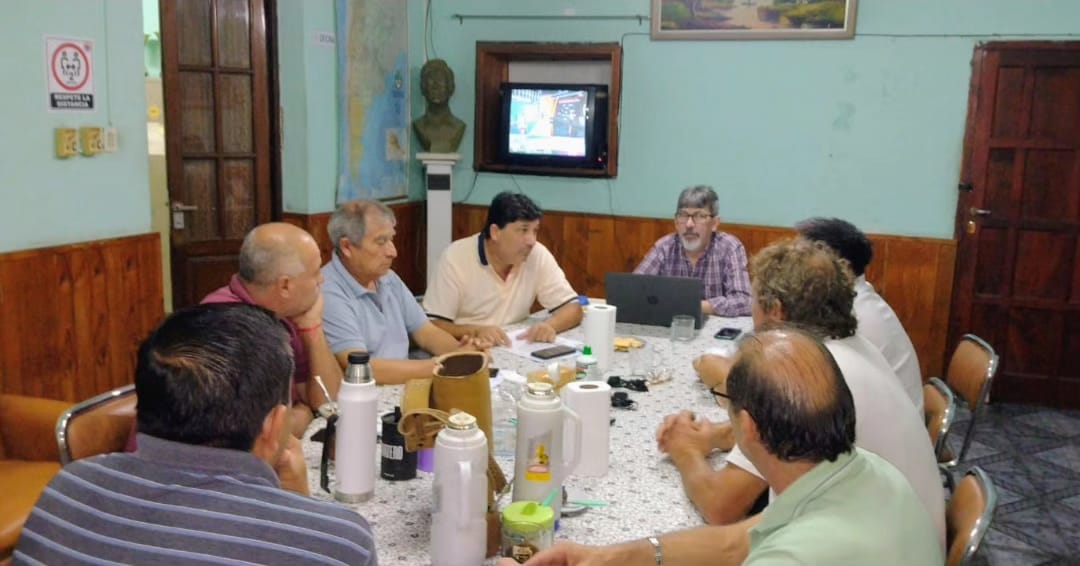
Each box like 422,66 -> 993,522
634,185 -> 752,317
15,303 -> 377,565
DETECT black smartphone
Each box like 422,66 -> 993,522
531,344 -> 577,360
714,327 -> 741,340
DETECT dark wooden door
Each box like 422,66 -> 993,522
951,42 -> 1080,408
161,0 -> 275,307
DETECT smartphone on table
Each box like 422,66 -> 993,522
531,344 -> 577,360
714,327 -> 741,340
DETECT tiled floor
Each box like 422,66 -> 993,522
948,403 -> 1080,565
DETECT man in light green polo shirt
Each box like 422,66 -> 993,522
498,326 -> 941,566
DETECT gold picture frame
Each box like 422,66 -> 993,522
651,0 -> 857,40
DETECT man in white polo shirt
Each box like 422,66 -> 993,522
657,238 -> 945,551
795,217 -> 923,413
424,192 -> 583,345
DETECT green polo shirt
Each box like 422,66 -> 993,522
745,448 -> 942,566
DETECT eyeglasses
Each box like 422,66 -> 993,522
675,212 -> 714,224
709,387 -> 731,402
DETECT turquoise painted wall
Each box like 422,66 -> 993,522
279,0 -> 426,214
416,0 -> 1080,238
0,1 -> 150,253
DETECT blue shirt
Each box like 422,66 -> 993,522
321,254 -> 427,359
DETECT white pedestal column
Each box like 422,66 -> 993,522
416,152 -> 460,289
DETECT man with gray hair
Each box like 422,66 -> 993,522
202,222 -> 343,436
634,185 -> 751,316
321,200 -> 477,384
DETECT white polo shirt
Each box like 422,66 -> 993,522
423,234 -> 578,326
725,335 -> 945,551
854,276 -> 923,414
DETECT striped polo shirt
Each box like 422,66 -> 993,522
14,434 -> 377,565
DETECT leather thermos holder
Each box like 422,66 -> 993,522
397,351 -> 508,557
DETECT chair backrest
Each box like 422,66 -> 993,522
55,384 -> 136,466
946,466 -> 998,566
923,377 -> 956,461
945,334 -> 998,411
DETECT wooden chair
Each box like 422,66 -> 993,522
923,377 -> 956,462
939,334 -> 998,469
946,466 -> 998,566
55,384 -> 136,466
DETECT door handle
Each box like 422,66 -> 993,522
969,207 -> 991,217
172,202 -> 198,212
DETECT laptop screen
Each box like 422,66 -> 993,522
603,273 -> 703,329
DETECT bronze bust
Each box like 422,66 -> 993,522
413,59 -> 466,153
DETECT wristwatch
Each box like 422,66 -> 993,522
647,536 -> 663,566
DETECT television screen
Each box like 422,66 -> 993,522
506,87 -> 590,158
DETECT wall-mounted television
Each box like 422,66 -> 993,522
497,82 -> 609,176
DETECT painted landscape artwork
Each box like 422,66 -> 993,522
652,0 -> 857,40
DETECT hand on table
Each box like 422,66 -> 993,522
289,291 -> 325,331
657,410 -> 732,460
274,434 -> 310,496
518,321 -> 556,343
694,353 -> 734,390
471,324 -> 511,347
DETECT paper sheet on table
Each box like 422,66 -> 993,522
497,335 -> 582,361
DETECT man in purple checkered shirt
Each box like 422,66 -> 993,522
634,185 -> 752,317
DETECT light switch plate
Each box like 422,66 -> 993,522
103,127 -> 118,153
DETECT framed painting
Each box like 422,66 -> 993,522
651,0 -> 857,40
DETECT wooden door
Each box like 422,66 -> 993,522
161,0 -> 275,307
951,42 -> 1080,408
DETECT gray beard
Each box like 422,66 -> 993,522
680,234 -> 704,252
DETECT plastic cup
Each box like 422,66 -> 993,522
670,315 -> 696,342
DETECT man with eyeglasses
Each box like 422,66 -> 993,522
634,185 -> 751,317
495,327 -> 940,566
321,200 -> 482,384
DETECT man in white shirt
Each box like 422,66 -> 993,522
423,192 -> 582,346
659,238 -> 945,550
795,217 -> 923,412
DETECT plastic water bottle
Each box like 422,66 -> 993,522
335,351 -> 377,503
512,382 -> 582,519
431,412 -> 489,566
491,382 -> 518,460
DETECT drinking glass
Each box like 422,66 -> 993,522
670,315 -> 696,342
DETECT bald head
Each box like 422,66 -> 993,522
726,325 -> 856,463
238,223 -> 319,286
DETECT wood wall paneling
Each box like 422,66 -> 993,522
452,204 -> 956,378
283,200 -> 428,295
0,234 -> 164,402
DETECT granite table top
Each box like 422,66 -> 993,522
302,315 -> 753,565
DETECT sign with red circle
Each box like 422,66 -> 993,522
46,36 -> 95,111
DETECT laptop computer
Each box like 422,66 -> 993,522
603,273 -> 704,329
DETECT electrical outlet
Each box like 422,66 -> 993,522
80,127 -> 104,156
103,127 -> 118,153
55,128 -> 78,158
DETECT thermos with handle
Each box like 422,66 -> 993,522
512,382 -> 582,520
431,411 -> 489,566
335,351 -> 377,503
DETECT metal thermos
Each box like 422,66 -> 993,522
335,352 -> 377,503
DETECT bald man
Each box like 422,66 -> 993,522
498,327 -> 941,566
202,222 -> 343,436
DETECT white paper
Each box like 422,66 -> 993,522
498,335 -> 582,361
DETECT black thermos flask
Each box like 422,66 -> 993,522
380,406 -> 417,481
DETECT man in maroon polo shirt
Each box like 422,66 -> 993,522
201,222 -> 343,436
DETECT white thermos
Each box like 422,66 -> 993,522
335,351 -> 377,503
431,412 -> 489,566
512,382 -> 582,519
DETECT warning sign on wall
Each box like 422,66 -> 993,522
46,36 -> 94,111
